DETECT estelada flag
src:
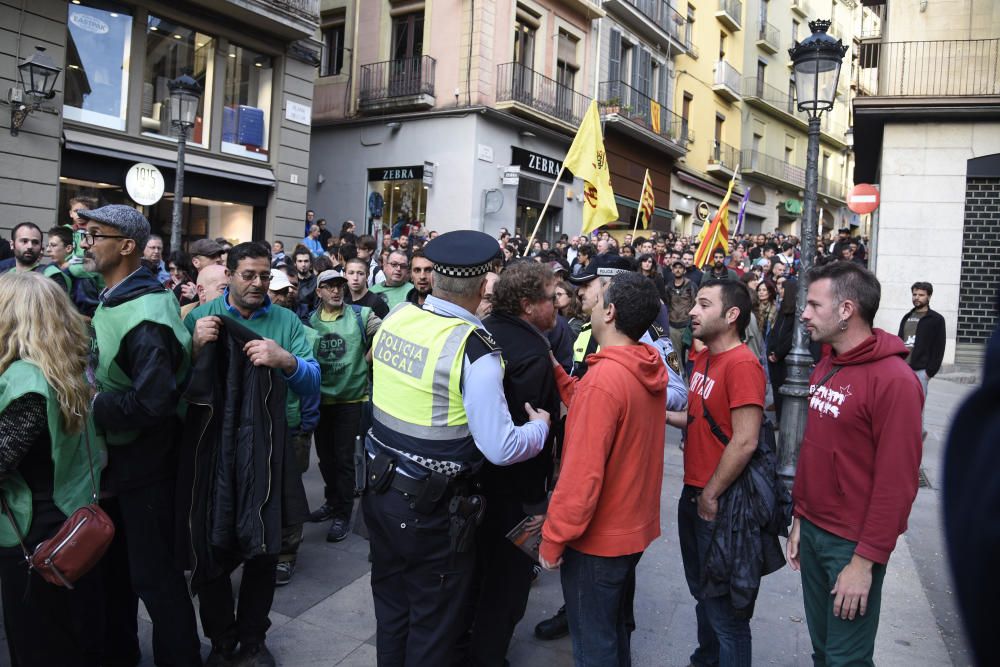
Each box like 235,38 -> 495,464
693,176 -> 737,268
638,169 -> 655,229
564,100 -> 619,235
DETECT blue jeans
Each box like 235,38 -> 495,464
561,547 -> 642,667
678,485 -> 752,667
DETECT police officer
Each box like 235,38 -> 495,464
364,230 -> 550,666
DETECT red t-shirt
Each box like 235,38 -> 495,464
684,344 -> 766,487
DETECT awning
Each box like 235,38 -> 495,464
63,129 -> 276,187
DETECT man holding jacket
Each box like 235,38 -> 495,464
187,242 -> 320,667
789,261 -> 923,667
540,271 -> 668,666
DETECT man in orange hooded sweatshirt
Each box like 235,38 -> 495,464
540,271 -> 668,666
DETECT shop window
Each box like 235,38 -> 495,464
142,14 -> 213,147
147,196 -> 253,249
366,167 -> 427,238
63,0 -> 132,130
221,44 -> 273,162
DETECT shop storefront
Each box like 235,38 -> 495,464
509,146 -> 570,241
365,165 -> 429,237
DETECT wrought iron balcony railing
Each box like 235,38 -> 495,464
624,0 -> 686,43
359,55 -> 436,103
857,39 -> 1000,97
710,141 -> 741,171
599,80 -> 688,148
713,59 -> 742,100
742,149 -> 805,188
496,62 -> 591,126
757,20 -> 780,52
716,0 -> 742,30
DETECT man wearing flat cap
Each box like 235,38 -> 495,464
363,229 -> 551,665
189,237 -> 225,274
80,204 -> 202,666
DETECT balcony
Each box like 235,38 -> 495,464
742,77 -> 798,120
818,175 -> 845,201
856,39 -> 1000,98
707,141 -> 740,179
756,21 -> 780,54
715,0 -> 742,31
598,81 -> 688,157
189,0 -> 318,39
496,62 -> 591,132
359,56 -> 436,113
606,0 -> 687,53
712,60 -> 742,102
741,149 -> 805,190
790,0 -> 809,18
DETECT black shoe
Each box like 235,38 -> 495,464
234,642 -> 275,667
205,640 -> 238,667
275,561 -> 294,586
326,517 -> 350,543
534,605 -> 569,640
530,564 -> 542,583
308,502 -> 336,523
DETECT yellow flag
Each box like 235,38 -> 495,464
563,100 -> 619,236
650,100 -> 661,135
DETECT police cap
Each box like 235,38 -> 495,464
568,253 -> 634,285
422,230 -> 499,278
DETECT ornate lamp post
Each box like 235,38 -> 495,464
167,72 -> 202,252
9,46 -> 62,136
778,20 -> 848,486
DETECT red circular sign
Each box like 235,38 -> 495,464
848,183 -> 880,215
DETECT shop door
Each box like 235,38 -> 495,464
516,200 -> 560,245
391,13 -> 424,97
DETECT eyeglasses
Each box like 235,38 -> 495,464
387,262 -> 408,270
237,271 -> 273,283
82,232 -> 126,245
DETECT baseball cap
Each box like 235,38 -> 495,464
269,270 -> 292,291
189,238 -> 224,257
567,253 -> 633,285
317,269 -> 347,285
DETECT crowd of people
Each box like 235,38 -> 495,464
0,197 -> 953,667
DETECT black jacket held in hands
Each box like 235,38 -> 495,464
176,317 -> 308,592
481,312 -> 559,515
897,307 -> 946,377
702,419 -> 793,615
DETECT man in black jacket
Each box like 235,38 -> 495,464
81,205 -> 202,666
460,261 -> 561,666
897,281 -> 946,434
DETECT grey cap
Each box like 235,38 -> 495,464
317,269 -> 347,285
77,204 -> 150,245
189,238 -> 225,257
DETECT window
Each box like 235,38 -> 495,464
784,134 -> 796,164
556,30 -> 579,120
221,43 -> 272,162
792,19 -> 800,43
64,0 -> 132,130
621,41 -> 634,86
787,76 -> 796,113
143,15 -> 214,146
760,0 -> 769,27
608,29 -> 622,99
513,15 -> 537,69
751,133 -> 762,168
392,12 -> 424,61
685,4 -> 696,48
681,92 -> 692,141
719,32 -> 727,60
822,151 -> 831,180
756,60 -> 766,96
321,17 -> 345,77
714,114 -> 724,160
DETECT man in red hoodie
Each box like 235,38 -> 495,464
787,261 -> 923,666
540,271 -> 668,666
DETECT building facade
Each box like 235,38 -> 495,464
1,0 -> 320,251
852,0 -> 1000,365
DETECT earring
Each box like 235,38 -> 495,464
838,319 -> 848,331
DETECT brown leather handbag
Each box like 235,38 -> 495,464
2,427 -> 114,589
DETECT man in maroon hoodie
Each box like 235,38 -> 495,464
540,271 -> 668,666
787,261 -> 923,667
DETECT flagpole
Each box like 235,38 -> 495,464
631,168 -> 647,241
523,165 -> 566,256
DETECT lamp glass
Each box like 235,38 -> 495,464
18,51 -> 61,98
169,89 -> 200,126
794,52 -> 842,113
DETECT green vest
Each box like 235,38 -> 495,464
286,326 -> 319,429
92,290 -> 192,444
67,262 -> 106,289
371,303 -> 476,439
370,282 -> 413,310
43,263 -> 72,291
571,324 -> 600,378
0,361 -> 103,547
310,306 -> 371,404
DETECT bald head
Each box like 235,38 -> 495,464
197,264 -> 230,304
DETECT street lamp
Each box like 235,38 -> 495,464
167,72 -> 202,252
9,46 -> 62,136
777,20 -> 848,487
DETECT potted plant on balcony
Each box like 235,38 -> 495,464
601,96 -> 622,114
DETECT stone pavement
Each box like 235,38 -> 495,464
0,377 -> 974,666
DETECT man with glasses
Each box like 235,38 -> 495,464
186,242 -> 320,666
143,234 -> 170,283
80,205 -> 202,667
370,249 -> 413,309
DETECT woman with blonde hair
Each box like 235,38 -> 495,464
0,271 -> 103,666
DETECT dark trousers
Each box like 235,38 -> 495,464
0,506 -> 103,667
279,430 -> 313,564
99,497 -> 140,667
561,547 -> 642,667
800,519 -> 886,667
315,403 -> 363,519
465,494 -> 535,667
197,555 -> 279,646
112,478 -> 202,666
678,485 -> 752,667
363,487 -> 475,667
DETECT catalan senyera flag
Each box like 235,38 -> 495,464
563,100 -> 619,236
650,100 -> 662,135
638,169 -> 655,229
693,176 -> 738,269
